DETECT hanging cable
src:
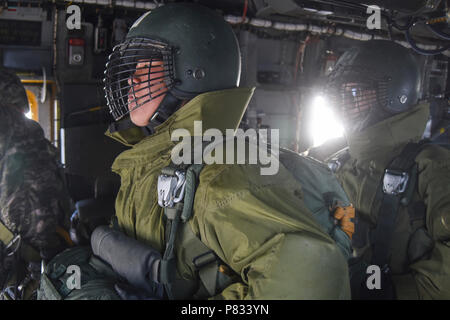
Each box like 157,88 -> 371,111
405,26 -> 450,55
400,16 -> 450,55
427,23 -> 450,40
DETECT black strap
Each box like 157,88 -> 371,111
108,117 -> 135,134
371,194 -> 400,270
147,92 -> 183,132
371,140 -> 430,271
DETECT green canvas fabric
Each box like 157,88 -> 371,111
334,102 -> 450,299
106,87 -> 351,300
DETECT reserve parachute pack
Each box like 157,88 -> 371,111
157,147 -> 354,299
38,147 -> 354,300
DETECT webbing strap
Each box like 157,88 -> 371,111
181,165 -> 204,222
0,220 -> 40,262
160,163 -> 204,299
371,194 -> 400,269
198,261 -> 220,297
161,203 -> 183,299
371,141 -> 429,270
175,223 -> 220,299
0,220 -> 14,247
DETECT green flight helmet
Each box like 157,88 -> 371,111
326,40 -> 422,133
104,3 -> 241,124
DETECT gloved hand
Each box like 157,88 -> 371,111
69,209 -> 91,246
69,198 -> 115,245
114,282 -> 164,300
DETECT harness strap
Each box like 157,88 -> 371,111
175,223 -> 223,298
0,220 -> 40,263
0,221 -> 14,246
158,161 -> 237,299
371,141 -> 430,271
159,163 -> 208,299
160,203 -> 183,299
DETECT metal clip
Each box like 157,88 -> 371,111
327,160 -> 341,173
157,170 -> 186,208
0,287 -> 16,300
383,169 -> 409,195
5,234 -> 22,257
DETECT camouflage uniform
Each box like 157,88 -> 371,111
0,68 -> 71,298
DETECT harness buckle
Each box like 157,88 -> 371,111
5,234 -> 22,257
157,170 -> 186,208
383,169 -> 409,195
327,160 -> 341,173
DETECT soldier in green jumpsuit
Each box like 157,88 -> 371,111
102,3 -> 351,299
326,40 -> 450,299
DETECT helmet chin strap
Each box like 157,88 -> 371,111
143,88 -> 197,136
143,91 -> 184,135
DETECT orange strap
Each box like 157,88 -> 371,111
56,226 -> 74,247
333,204 -> 355,239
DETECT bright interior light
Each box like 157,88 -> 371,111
309,95 -> 344,147
25,111 -> 33,119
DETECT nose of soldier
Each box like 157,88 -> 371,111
127,61 -> 165,111
127,71 -> 143,111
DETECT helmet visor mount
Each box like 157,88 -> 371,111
104,38 -> 175,121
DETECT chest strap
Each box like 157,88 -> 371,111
157,163 -> 235,299
158,164 -> 206,299
371,141 -> 429,273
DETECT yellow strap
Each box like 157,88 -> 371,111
0,220 -> 15,246
0,220 -> 41,262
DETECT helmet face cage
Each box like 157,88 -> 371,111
326,64 -> 389,128
104,38 -> 175,121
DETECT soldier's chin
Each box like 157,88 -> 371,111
129,104 -> 156,127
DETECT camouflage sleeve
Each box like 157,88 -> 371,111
0,105 -> 14,157
0,105 -> 71,259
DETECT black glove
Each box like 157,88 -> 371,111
69,209 -> 91,246
69,198 -> 115,245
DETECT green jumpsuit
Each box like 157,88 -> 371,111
334,102 -> 450,299
106,87 -> 351,299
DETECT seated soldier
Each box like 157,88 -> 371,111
0,67 -> 72,300
326,40 -> 450,299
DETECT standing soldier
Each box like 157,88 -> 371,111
0,67 -> 72,299
326,40 -> 450,299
